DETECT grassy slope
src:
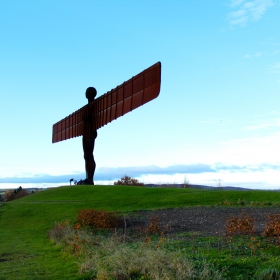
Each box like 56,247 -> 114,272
1,185 -> 280,279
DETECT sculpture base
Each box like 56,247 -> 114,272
77,179 -> 94,185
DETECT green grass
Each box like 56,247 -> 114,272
175,235 -> 280,279
1,185 -> 280,279
13,185 -> 280,210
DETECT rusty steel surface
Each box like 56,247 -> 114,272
52,62 -> 161,143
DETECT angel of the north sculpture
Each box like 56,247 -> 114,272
52,61 -> 161,185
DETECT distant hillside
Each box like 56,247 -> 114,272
144,183 -> 252,191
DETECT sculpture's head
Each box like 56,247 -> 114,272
85,87 -> 97,103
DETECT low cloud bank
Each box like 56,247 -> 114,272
97,164 -> 215,178
0,163 -> 279,184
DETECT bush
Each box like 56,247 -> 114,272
147,215 -> 161,234
77,209 -> 120,229
262,214 -> 280,237
225,211 -> 255,236
114,175 -> 143,186
4,187 -> 30,202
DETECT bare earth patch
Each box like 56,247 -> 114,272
127,206 -> 280,236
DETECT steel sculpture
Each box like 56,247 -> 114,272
52,62 -> 161,184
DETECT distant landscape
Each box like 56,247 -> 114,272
0,183 -> 258,196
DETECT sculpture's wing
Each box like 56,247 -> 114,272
52,61 -> 161,143
52,104 -> 86,143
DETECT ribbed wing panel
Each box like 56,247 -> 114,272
52,105 -> 85,143
52,61 -> 161,143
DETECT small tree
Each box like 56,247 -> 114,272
181,175 -> 190,188
114,175 -> 143,186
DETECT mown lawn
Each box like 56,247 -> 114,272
1,185 -> 280,279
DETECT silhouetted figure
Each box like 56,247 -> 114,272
52,62 -> 161,187
82,87 -> 97,185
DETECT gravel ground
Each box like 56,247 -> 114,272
127,206 -> 280,236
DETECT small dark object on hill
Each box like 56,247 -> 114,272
69,178 -> 77,185
114,176 -> 143,186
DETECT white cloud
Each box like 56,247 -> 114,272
244,52 -> 262,59
228,0 -> 275,27
244,118 -> 280,130
231,0 -> 246,7
268,111 -> 279,115
218,132 -> 280,165
268,62 -> 280,73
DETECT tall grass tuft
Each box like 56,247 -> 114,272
254,268 -> 280,280
48,222 -> 224,280
80,235 -> 224,280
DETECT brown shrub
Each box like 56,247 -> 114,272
262,214 -> 280,237
136,215 -> 162,235
225,211 -> 255,236
147,215 -> 161,234
77,209 -> 120,229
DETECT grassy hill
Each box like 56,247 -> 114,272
1,185 -> 280,279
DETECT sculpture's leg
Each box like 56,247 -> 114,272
82,131 -> 97,185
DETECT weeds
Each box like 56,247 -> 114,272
47,220 -> 72,244
48,209 -> 225,279
47,206 -> 280,279
247,237 -> 261,257
50,223 -> 224,280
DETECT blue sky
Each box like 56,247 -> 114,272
0,0 -> 280,189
